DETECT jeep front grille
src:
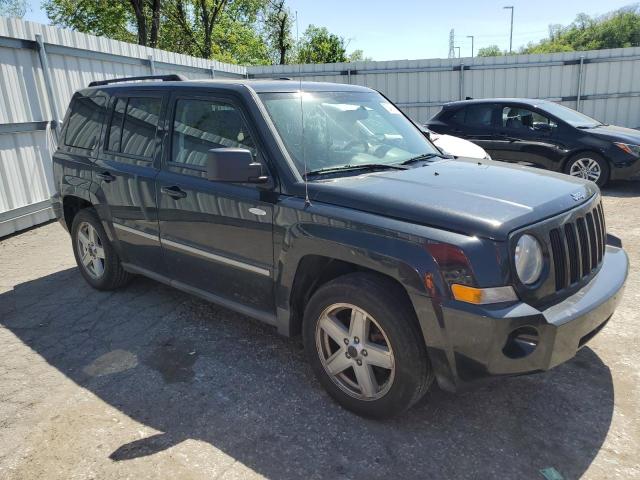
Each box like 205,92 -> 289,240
548,202 -> 606,292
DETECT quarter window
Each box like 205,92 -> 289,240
64,95 -> 106,150
502,107 -> 557,131
107,97 -> 162,158
171,99 -> 256,168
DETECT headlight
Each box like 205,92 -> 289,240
515,234 -> 543,285
614,142 -> 640,157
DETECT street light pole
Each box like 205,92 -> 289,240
503,6 -> 514,53
467,35 -> 474,57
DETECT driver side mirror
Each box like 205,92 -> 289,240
206,148 -> 268,184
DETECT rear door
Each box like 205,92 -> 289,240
446,103 -> 499,154
491,104 -> 562,168
93,91 -> 167,272
156,93 -> 275,314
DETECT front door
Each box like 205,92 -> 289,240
156,95 -> 275,313
491,105 -> 562,168
93,92 -> 167,272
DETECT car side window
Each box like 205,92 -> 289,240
64,95 -> 106,150
106,96 -> 162,158
450,105 -> 494,128
171,98 -> 256,168
502,107 -> 557,131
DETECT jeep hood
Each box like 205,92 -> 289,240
306,158 -> 598,240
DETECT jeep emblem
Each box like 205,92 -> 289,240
571,191 -> 586,201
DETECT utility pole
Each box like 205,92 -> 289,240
455,46 -> 461,58
466,35 -> 474,57
503,6 -> 514,53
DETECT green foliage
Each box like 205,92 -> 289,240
521,6 -> 640,54
42,0 -> 366,65
296,25 -> 348,63
43,0 -> 134,43
477,45 -> 505,57
263,0 -> 294,64
347,49 -> 372,62
0,0 -> 27,17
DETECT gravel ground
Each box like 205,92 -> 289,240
0,181 -> 638,480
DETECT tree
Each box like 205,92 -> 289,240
44,0 -> 161,47
347,49 -> 372,62
44,0 -> 134,43
263,0 -> 293,64
296,25 -> 347,63
0,0 -> 27,17
477,45 -> 504,57
522,6 -> 640,54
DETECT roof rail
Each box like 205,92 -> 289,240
88,74 -> 187,87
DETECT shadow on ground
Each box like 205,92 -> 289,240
601,179 -> 640,198
0,267 -> 614,479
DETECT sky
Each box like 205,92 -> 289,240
23,0 -> 637,60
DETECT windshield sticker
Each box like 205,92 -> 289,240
380,102 -> 401,114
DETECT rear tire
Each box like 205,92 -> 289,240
302,272 -> 433,418
71,208 -> 132,290
564,152 -> 610,187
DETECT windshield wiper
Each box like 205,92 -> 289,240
305,163 -> 407,178
577,123 -> 605,129
400,152 -> 451,165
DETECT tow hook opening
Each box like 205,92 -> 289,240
502,326 -> 539,359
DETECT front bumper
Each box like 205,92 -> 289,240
414,244 -> 628,392
610,155 -> 640,181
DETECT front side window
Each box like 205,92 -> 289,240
502,107 -> 557,131
259,91 -> 439,175
171,99 -> 256,168
64,95 -> 106,149
107,96 -> 162,158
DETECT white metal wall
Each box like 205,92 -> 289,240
248,47 -> 640,128
0,17 -> 246,237
2,17 -> 640,237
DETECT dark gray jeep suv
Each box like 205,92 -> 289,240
51,75 -> 628,418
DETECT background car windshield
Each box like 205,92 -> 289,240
539,101 -> 602,127
259,91 -> 439,174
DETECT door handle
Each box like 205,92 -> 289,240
96,171 -> 116,183
161,185 -> 187,199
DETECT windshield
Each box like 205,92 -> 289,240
539,101 -> 602,128
259,91 -> 440,176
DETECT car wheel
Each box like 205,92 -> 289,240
71,208 -> 132,290
302,272 -> 434,418
565,153 -> 610,187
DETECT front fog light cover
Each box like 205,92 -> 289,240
515,234 -> 543,285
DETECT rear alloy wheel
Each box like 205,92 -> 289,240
76,221 -> 106,279
71,208 -> 132,290
303,273 -> 433,418
565,153 -> 609,187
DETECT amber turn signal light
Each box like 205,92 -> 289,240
451,284 -> 518,305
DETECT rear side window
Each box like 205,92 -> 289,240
64,95 -> 105,149
171,98 -> 256,168
448,104 -> 495,128
107,96 -> 162,158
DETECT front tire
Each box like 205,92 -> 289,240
302,273 -> 433,418
564,152 -> 609,187
71,208 -> 132,290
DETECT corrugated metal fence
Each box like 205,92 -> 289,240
2,17 -> 640,236
0,17 -> 245,237
248,48 -> 640,128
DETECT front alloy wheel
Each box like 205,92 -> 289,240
316,303 -> 395,401
569,157 -> 602,183
303,272 -> 433,418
